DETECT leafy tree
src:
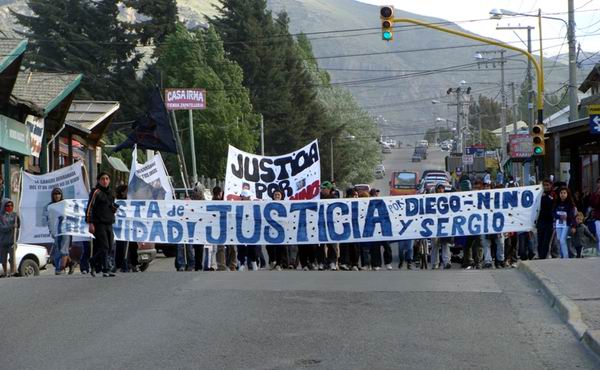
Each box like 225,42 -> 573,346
155,24 -> 258,180
212,1 -> 329,157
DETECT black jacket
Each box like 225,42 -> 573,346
538,191 -> 554,223
85,184 -> 117,225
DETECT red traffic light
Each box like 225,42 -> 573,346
380,6 -> 393,18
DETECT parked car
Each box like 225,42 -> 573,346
375,164 -> 386,175
382,145 -> 392,154
0,243 -> 49,277
354,184 -> 371,194
137,242 -> 157,271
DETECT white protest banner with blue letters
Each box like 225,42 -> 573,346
224,140 -> 321,201
48,185 -> 542,245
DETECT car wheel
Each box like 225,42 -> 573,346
139,262 -> 150,272
19,258 -> 40,277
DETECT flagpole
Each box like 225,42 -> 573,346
169,110 -> 190,196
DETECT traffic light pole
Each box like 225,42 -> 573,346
391,17 -> 544,125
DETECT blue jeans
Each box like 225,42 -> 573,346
397,240 -> 413,263
80,241 -> 90,273
481,234 -> 505,264
556,224 -> 569,258
176,244 -> 195,270
52,235 -> 71,272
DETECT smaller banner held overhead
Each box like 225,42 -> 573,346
224,140 -> 321,200
24,115 -> 44,158
18,161 -> 88,244
128,147 -> 174,201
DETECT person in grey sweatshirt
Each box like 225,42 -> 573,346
0,199 -> 19,277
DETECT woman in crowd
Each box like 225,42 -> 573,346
270,189 -> 288,271
553,186 -> 577,259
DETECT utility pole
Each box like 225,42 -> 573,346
496,25 -> 535,131
330,137 -> 334,181
476,49 -> 507,162
447,85 -> 471,154
456,90 -> 462,153
510,82 -> 517,135
568,0 -> 578,121
260,114 -> 264,156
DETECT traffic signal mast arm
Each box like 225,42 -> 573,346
390,17 -> 545,125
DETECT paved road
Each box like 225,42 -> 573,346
372,145 -> 448,195
1,268 -> 598,369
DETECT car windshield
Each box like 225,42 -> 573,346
394,173 -> 416,188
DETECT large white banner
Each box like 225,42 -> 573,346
24,115 -> 44,158
18,162 -> 88,244
224,140 -> 321,201
49,186 -> 542,245
128,148 -> 174,200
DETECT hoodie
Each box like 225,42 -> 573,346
43,188 -> 64,237
0,199 -> 19,247
85,183 -> 117,225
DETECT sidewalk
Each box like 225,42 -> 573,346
519,257 -> 600,358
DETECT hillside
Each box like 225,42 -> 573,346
1,0 -> 589,133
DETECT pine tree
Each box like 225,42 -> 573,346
212,0 -> 329,157
155,24 -> 258,180
14,0 -> 144,119
123,0 -> 178,46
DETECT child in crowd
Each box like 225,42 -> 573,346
572,212 -> 596,258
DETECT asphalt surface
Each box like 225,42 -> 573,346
1,267 -> 598,370
372,145 -> 448,194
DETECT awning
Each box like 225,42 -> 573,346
105,155 -> 129,173
0,114 -> 30,156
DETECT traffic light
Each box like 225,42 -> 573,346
532,124 -> 545,156
380,6 -> 394,41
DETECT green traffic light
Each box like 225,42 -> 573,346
382,31 -> 393,40
534,146 -> 543,155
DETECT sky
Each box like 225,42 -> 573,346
360,0 -> 600,59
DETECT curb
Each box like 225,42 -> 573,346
518,261 -> 600,358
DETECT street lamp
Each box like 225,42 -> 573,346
489,7 -> 577,122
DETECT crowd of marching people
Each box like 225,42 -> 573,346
172,175 -> 600,273
1,170 -> 600,277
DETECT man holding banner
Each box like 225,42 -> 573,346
86,172 -> 119,277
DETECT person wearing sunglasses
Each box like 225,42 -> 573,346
0,199 -> 19,277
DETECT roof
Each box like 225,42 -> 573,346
0,39 -> 27,106
491,121 -> 529,135
10,71 -> 82,116
580,94 -> 600,108
0,39 -> 27,73
579,64 -> 600,93
65,100 -> 120,145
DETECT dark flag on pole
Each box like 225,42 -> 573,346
114,89 -> 177,153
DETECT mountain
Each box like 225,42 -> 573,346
2,0 -> 590,134
554,51 -> 600,69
